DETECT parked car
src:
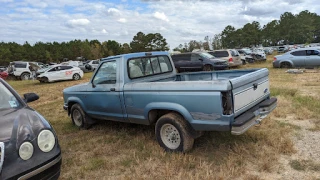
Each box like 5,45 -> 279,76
207,49 -> 243,67
78,62 -> 94,73
0,66 -> 7,72
0,78 -> 61,179
63,51 -> 277,152
277,46 -> 289,53
273,47 -> 320,68
0,71 -> 8,80
171,52 -> 228,72
87,60 -> 100,71
37,65 -> 84,83
7,61 -> 40,80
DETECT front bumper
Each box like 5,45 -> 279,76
231,97 -> 277,135
18,154 -> 61,180
63,104 -> 68,111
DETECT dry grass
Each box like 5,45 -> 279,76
7,55 -> 320,179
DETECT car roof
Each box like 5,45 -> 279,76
101,51 -> 169,61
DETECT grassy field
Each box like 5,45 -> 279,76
7,54 -> 320,179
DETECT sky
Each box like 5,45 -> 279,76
1,0 -> 320,49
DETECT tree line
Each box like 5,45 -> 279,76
174,10 -> 320,52
0,32 -> 169,66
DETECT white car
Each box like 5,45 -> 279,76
37,65 -> 83,83
87,60 -> 100,70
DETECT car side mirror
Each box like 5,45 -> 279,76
23,93 -> 39,103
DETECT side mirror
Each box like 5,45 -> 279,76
23,93 -> 39,103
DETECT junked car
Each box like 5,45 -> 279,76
7,61 -> 40,80
171,52 -> 228,72
207,49 -> 243,67
37,65 -> 83,83
63,51 -> 277,152
0,71 -> 8,80
273,47 -> 320,68
0,78 -> 61,179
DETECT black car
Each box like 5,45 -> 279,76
171,52 -> 228,72
0,78 -> 61,180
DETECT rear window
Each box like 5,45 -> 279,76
171,54 -> 191,61
128,55 -> 173,79
291,50 -> 306,56
208,51 -> 229,57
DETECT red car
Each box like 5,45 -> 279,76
0,71 -> 8,79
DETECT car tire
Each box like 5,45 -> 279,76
155,112 -> 194,152
73,73 -> 80,80
280,62 -> 292,68
20,73 -> 30,80
203,65 -> 213,71
70,103 -> 94,129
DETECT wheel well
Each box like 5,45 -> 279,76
148,109 -> 202,138
67,101 -> 78,115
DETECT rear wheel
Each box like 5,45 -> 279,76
73,73 -> 80,80
280,62 -> 292,68
203,65 -> 213,71
155,112 -> 194,152
20,73 -> 30,80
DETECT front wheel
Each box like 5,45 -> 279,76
155,113 -> 194,152
203,65 -> 213,71
73,73 -> 81,80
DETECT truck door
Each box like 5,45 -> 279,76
85,60 -> 126,122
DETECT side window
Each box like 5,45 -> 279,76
128,56 -> 173,79
93,61 -> 99,64
15,63 -> 27,68
61,66 -> 73,70
92,61 -> 117,84
191,54 -> 201,61
311,50 -> 319,55
291,51 -> 306,56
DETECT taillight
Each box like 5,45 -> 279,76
229,58 -> 233,62
273,57 -> 277,61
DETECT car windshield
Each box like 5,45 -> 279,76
0,82 -> 21,110
242,49 -> 252,54
199,52 -> 215,59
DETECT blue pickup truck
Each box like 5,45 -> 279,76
63,51 -> 277,152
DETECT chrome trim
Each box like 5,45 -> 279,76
0,142 -> 4,174
18,155 -> 61,180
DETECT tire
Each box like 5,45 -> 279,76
70,104 -> 88,128
73,73 -> 80,80
203,65 -> 213,71
280,62 -> 292,68
242,60 -> 246,65
155,112 -> 194,152
20,73 -> 30,80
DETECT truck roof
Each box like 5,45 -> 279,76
100,51 -> 170,61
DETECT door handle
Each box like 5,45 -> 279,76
110,88 -> 115,91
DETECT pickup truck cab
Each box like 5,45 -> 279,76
63,51 -> 277,152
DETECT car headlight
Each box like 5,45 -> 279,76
38,130 -> 55,152
19,142 -> 34,160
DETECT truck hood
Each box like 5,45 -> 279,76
0,107 -> 50,143
63,82 -> 89,92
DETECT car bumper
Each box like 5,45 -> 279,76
213,64 -> 228,70
63,104 -> 68,111
18,154 -> 61,180
231,97 -> 277,135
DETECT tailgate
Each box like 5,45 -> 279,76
230,68 -> 270,117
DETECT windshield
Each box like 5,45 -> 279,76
0,82 -> 21,110
242,49 -> 252,54
199,52 -> 215,59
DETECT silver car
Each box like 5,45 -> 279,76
273,47 -> 320,68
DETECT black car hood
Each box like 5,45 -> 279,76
0,107 -> 50,145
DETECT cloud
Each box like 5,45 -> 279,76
101,29 -> 108,34
118,18 -> 127,23
153,12 -> 169,22
107,8 -> 121,16
66,18 -> 90,28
